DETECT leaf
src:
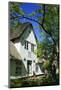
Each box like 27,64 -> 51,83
19,8 -> 25,15
36,9 -> 43,14
29,12 -> 36,16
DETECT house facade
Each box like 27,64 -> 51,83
10,22 -> 43,79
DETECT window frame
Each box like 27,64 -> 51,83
31,44 -> 34,52
24,41 -> 28,50
16,61 -> 22,75
36,63 -> 38,72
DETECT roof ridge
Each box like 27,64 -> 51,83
10,22 -> 37,41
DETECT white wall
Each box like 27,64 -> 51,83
15,27 -> 37,60
14,26 -> 43,76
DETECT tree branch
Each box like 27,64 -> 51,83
11,11 -> 56,45
41,4 -> 45,27
17,15 -> 56,44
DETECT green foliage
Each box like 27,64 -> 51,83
36,43 -> 44,58
10,74 -> 59,88
36,9 -> 44,14
42,60 -> 51,70
43,5 -> 59,44
36,39 -> 54,59
29,12 -> 36,16
9,3 -> 59,46
36,37 -> 57,74
9,2 -> 25,30
9,2 -> 25,15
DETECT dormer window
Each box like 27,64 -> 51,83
25,41 -> 28,50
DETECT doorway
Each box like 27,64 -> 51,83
27,60 -> 32,75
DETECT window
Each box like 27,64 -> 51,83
28,51 -> 31,58
16,61 -> 22,75
31,44 -> 34,52
29,30 -> 31,33
24,58 -> 26,61
24,41 -> 28,50
34,60 -> 35,63
27,61 -> 32,74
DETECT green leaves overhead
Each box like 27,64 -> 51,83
43,5 -> 59,33
36,9 -> 43,14
9,2 -> 25,30
19,8 -> 25,15
9,2 -> 25,15
29,12 -> 36,16
9,3 -> 19,14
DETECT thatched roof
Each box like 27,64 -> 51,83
10,22 -> 37,41
10,22 -> 32,40
10,41 -> 22,60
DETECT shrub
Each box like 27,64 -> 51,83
10,74 -> 59,88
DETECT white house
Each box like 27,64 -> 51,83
10,22 -> 43,79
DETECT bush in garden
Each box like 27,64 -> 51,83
10,74 -> 59,88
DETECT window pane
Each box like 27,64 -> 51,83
27,61 -> 32,74
27,42 -> 28,50
36,64 -> 38,72
31,44 -> 34,52
16,61 -> 22,75
25,41 -> 28,50
25,41 -> 26,49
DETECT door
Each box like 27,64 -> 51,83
27,61 -> 32,75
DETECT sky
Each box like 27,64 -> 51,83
19,3 -> 44,42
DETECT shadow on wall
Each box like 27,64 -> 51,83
10,59 -> 28,77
